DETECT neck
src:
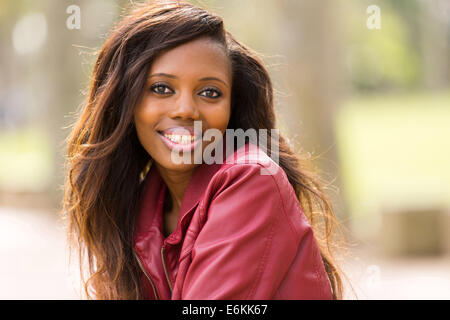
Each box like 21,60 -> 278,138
156,164 -> 195,213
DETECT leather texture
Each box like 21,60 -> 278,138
133,144 -> 333,300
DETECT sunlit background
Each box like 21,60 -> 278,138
0,0 -> 449,299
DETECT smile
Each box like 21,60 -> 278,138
163,133 -> 196,144
158,127 -> 201,152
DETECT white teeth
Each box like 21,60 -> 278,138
164,133 -> 195,144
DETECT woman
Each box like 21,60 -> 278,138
63,0 -> 345,300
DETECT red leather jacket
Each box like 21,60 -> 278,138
133,144 -> 333,299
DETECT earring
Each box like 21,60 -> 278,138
139,159 -> 153,183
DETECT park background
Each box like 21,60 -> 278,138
0,0 -> 449,299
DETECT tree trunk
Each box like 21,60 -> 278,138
277,0 -> 351,226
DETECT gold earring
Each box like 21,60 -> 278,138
139,159 -> 153,183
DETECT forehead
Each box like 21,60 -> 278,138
148,37 -> 231,80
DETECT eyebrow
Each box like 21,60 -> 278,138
148,73 -> 229,88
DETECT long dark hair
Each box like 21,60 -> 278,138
63,0 -> 345,299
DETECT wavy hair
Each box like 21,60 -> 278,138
63,0 -> 346,299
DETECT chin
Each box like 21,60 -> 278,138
155,156 -> 200,172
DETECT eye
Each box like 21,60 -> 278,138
150,83 -> 174,95
199,87 -> 222,99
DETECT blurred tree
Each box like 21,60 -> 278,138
43,0 -> 85,210
44,0 -> 122,210
277,0 -> 350,225
419,0 -> 450,90
342,0 -> 421,92
342,0 -> 450,92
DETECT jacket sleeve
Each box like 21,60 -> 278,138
180,163 -> 329,299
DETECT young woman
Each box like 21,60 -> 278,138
63,0 -> 345,300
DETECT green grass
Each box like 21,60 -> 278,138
335,91 -> 450,222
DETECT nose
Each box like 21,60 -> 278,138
168,91 -> 200,120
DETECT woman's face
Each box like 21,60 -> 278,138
134,37 -> 232,173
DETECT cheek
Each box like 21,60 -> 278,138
134,99 -> 160,126
203,102 -> 231,133
134,94 -> 171,135
133,99 -> 164,147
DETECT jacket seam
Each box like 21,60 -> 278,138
235,164 -> 285,299
245,215 -> 277,299
309,231 -> 319,290
256,164 -> 300,244
204,168 -> 228,206
178,229 -> 196,261
312,238 -> 330,299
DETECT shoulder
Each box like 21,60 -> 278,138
205,143 -> 295,215
211,144 -> 291,194
200,143 -> 307,243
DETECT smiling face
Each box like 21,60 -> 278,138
134,37 -> 232,173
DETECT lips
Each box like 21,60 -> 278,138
158,127 -> 201,152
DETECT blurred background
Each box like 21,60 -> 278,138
0,0 -> 449,299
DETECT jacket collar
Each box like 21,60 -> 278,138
178,161 -> 222,216
134,160 -> 222,245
